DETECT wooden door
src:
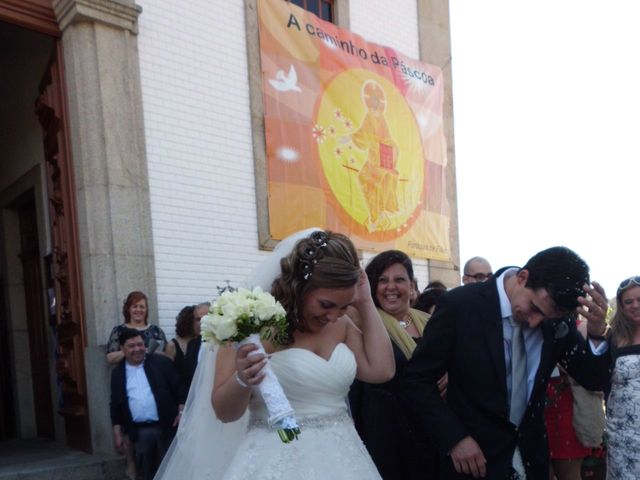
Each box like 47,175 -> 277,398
35,44 -> 91,453
18,195 -> 55,440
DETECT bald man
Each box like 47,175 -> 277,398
462,257 -> 493,284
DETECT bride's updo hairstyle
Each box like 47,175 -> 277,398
271,230 -> 360,341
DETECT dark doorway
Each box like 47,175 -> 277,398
17,192 -> 55,440
0,2 -> 91,453
0,274 -> 15,440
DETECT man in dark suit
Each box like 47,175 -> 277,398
111,328 -> 185,480
404,247 -> 610,479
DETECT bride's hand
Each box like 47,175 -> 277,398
352,269 -> 374,310
235,343 -> 267,387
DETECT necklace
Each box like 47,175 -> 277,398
398,315 -> 413,329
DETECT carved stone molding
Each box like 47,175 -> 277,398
53,0 -> 142,34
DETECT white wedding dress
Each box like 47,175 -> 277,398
155,228 -> 381,479
223,343 -> 380,479
155,342 -> 381,479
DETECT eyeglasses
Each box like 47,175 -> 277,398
618,276 -> 640,293
463,272 -> 492,282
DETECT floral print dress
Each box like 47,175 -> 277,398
606,345 -> 640,479
105,323 -> 167,353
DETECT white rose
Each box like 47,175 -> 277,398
221,301 -> 240,320
200,313 -> 222,344
211,314 -> 238,341
254,297 -> 278,320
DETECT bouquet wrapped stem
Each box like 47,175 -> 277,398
239,333 -> 300,443
201,287 -> 300,443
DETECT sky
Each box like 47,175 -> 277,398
448,1 -> 639,297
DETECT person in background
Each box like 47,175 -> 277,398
414,281 -> 447,315
110,328 -> 185,480
165,305 -> 196,364
404,247 -> 610,479
462,256 -> 493,285
183,302 -> 209,391
186,302 -> 211,366
544,318 -> 593,480
106,291 -> 167,365
165,305 -> 200,394
605,276 -> 640,479
410,278 -> 420,306
105,291 -> 168,479
349,250 -> 439,479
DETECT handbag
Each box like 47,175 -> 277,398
568,375 -> 605,448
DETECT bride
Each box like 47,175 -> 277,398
155,229 -> 395,479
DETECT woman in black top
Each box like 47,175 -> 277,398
349,250 -> 440,479
166,305 -> 201,393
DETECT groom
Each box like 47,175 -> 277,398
404,247 -> 610,479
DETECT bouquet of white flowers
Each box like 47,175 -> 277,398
201,287 -> 300,443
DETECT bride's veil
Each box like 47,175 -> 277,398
154,228 -> 321,479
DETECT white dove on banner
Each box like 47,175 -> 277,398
269,65 -> 301,92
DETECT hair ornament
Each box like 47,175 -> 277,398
299,231 -> 329,280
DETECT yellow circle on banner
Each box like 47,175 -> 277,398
316,70 -> 424,235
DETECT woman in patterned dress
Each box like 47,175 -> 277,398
106,291 -> 168,364
606,276 -> 640,479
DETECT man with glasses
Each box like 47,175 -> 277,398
462,256 -> 493,284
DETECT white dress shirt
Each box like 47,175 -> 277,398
496,268 -> 542,403
125,360 -> 159,423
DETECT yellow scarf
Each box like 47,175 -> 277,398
378,307 -> 430,360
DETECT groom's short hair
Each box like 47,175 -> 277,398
521,246 -> 589,312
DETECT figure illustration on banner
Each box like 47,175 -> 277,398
341,80 -> 400,232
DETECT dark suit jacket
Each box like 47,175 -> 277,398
403,273 -> 611,479
110,353 -> 185,442
350,341 -> 439,479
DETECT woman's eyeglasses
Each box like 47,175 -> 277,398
618,276 -> 640,293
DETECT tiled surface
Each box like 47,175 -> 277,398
0,439 -> 125,480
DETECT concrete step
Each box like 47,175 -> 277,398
0,439 -> 126,480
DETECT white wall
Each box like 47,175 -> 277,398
349,0 -> 420,59
137,0 -> 428,333
137,0 -> 267,332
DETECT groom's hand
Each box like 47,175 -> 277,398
451,436 -> 486,478
577,281 -> 609,343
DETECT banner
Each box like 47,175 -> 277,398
258,0 -> 450,260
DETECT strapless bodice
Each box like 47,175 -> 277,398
248,343 -> 356,421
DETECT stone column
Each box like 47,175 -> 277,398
53,0 -> 156,453
418,0 -> 461,288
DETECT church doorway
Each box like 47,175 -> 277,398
0,6 -> 90,452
